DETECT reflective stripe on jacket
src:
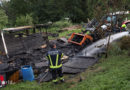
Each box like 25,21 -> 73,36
46,48 -> 63,69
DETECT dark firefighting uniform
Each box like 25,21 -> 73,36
46,48 -> 64,83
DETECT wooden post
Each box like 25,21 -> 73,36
39,28 -> 42,33
105,34 -> 111,58
45,26 -> 49,47
1,30 -> 9,58
26,30 -> 29,36
33,27 -> 36,33
105,12 -> 113,58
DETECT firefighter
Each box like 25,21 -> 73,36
121,24 -> 127,31
46,42 -> 64,84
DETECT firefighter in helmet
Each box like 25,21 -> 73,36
46,42 -> 64,84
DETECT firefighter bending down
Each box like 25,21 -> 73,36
46,42 -> 64,84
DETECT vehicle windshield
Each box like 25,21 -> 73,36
106,16 -> 116,22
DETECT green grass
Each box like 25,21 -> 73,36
38,19 -> 80,40
3,47 -> 130,90
51,20 -> 73,29
48,29 -> 82,40
70,55 -> 130,90
47,19 -> 73,33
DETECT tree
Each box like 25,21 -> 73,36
1,0 -> 130,25
1,0 -> 33,26
31,0 -> 65,23
15,14 -> 33,26
0,1 -> 15,26
0,9 -> 8,29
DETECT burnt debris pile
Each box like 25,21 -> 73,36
0,30 -> 100,83
0,33 -> 82,82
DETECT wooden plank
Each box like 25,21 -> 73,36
3,26 -> 34,32
3,23 -> 52,32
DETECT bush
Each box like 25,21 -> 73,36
0,9 -> 8,28
108,43 -> 122,56
15,14 -> 33,26
120,36 -> 130,50
51,19 -> 72,28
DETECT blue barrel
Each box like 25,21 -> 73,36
21,65 -> 34,81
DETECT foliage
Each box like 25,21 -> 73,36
108,43 -> 122,56
9,0 -> 32,16
120,36 -> 130,50
1,0 -> 129,25
52,19 -> 72,28
48,29 -> 82,40
15,14 -> 33,26
0,9 -> 8,29
46,19 -> 74,39
46,19 -> 73,33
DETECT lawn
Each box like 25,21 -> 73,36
70,55 -> 130,90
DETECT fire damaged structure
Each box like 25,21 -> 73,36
0,18 -> 129,84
